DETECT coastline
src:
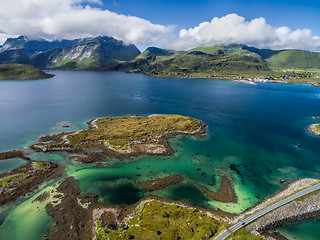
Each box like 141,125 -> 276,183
133,70 -> 320,87
0,150 -> 63,205
46,177 -> 231,240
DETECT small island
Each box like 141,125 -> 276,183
32,114 -> 206,156
0,63 -> 54,80
308,123 -> 320,136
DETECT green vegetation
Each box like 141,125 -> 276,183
122,45 -> 320,84
227,229 -> 265,240
0,174 -> 27,186
2,36 -> 320,84
0,64 -> 53,80
46,115 -> 203,153
33,161 -> 49,170
136,47 -> 184,63
96,200 -> 224,240
266,50 -> 320,69
123,46 -> 273,79
190,44 -> 262,60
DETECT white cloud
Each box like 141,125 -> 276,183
0,0 -> 174,45
0,1 -> 320,51
176,14 -> 320,51
0,33 -> 19,46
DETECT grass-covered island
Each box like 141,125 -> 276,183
0,63 -> 54,80
309,123 -> 320,136
32,114 -> 206,156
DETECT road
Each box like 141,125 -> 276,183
213,182 -> 320,240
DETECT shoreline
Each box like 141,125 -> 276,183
1,152 -> 319,239
134,71 -> 320,87
46,178 -> 231,240
0,150 -> 63,205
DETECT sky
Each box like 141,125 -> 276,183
1,0 -> 320,51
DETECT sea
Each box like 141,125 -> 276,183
0,71 -> 319,240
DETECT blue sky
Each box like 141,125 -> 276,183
1,0 -> 320,51
101,0 -> 320,35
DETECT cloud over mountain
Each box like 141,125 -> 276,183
177,14 -> 320,51
0,0 -> 173,46
0,0 -> 320,51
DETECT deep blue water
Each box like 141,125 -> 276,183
0,71 -> 320,239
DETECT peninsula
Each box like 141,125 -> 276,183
0,63 -> 54,80
32,114 -> 206,156
0,150 -> 62,204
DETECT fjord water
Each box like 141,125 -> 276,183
0,71 -> 320,240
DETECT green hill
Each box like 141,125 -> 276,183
136,47 -> 183,63
0,64 -> 54,80
265,50 -> 320,69
190,44 -> 262,60
120,46 -> 272,78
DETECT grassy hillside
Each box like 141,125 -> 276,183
121,46 -> 273,78
136,47 -> 184,62
190,44 -> 262,60
242,46 -> 281,59
266,50 -> 320,69
0,64 -> 54,80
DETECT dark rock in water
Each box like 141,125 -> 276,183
229,164 -> 241,176
196,168 -> 201,171
139,174 -> 184,192
61,125 -> 70,128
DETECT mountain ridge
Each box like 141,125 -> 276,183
0,36 -> 141,70
1,36 -> 320,80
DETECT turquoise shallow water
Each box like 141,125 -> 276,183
0,158 -> 27,174
276,219 -> 320,240
0,71 -> 319,239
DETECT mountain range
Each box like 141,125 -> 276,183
1,36 -> 320,76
